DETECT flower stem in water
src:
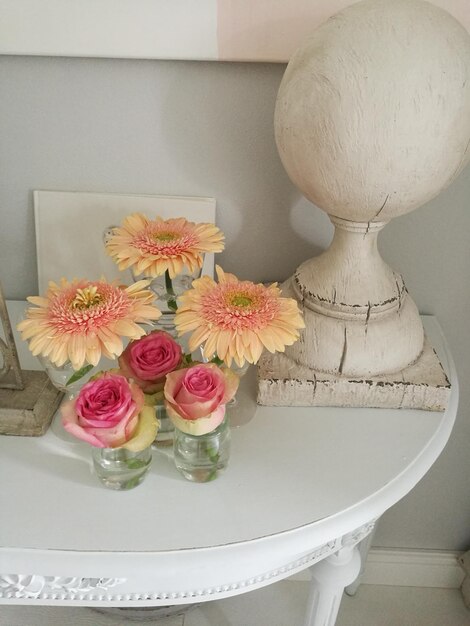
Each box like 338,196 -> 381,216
165,270 -> 178,312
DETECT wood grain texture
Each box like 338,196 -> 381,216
0,282 -> 24,390
258,336 -> 450,411
0,370 -> 63,436
281,218 -> 424,377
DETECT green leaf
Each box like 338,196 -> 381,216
206,468 -> 218,481
124,475 -> 142,489
126,459 -> 146,470
210,356 -> 224,367
205,444 -> 220,464
167,298 -> 178,312
66,364 -> 94,386
164,270 -> 176,296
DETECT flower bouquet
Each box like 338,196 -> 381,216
18,213 -> 304,486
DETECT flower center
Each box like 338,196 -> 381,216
199,282 -> 282,332
230,294 -> 253,308
153,231 -> 179,242
71,286 -> 103,310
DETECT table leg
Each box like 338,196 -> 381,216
303,545 -> 361,626
344,524 -> 377,596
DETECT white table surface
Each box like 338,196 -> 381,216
0,305 -> 458,611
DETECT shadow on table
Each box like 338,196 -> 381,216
151,444 -> 182,482
4,442 -> 97,488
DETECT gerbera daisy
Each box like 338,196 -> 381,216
17,278 -> 161,370
105,213 -> 225,279
174,266 -> 305,368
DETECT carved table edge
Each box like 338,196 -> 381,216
0,520 -> 377,604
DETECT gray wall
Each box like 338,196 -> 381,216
0,55 -> 468,551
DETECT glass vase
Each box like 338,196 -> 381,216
154,401 -> 175,447
173,418 -> 231,482
132,266 -> 203,337
92,445 -> 152,490
37,356 -> 96,399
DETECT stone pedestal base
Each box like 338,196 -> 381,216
257,336 -> 450,411
0,370 -> 63,436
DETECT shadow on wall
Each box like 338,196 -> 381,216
156,61 -> 333,283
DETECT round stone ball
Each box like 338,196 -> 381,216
275,0 -> 470,223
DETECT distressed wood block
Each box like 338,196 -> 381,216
257,336 -> 450,412
0,370 -> 63,436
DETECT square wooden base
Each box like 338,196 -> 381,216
0,370 -> 63,436
257,336 -> 451,411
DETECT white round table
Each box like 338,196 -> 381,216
0,312 -> 458,626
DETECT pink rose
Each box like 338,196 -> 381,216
61,372 -> 145,448
164,363 -> 239,435
118,330 -> 183,393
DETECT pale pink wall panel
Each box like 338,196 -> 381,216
217,0 -> 470,62
432,0 -> 470,33
217,0 -> 358,62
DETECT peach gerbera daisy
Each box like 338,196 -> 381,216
105,213 -> 225,279
17,278 -> 161,370
174,266 -> 305,368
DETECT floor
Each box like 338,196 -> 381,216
0,581 -> 468,626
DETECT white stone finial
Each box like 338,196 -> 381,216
275,0 -> 470,224
259,0 -> 470,407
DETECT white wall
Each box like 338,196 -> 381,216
0,55 -> 468,551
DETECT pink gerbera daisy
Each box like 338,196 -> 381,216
17,278 -> 161,370
174,266 -> 305,367
105,213 -> 225,279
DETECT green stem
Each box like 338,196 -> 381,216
205,443 -> 220,481
165,270 -> 178,312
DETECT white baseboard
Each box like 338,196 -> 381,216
288,549 -> 465,589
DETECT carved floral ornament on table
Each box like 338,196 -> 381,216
17,214 -> 304,486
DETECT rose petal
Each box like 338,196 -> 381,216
143,390 -> 165,407
164,363 -> 232,421
62,419 -> 106,448
166,403 -> 226,435
82,413 -> 139,448
174,398 -> 222,420
121,406 -> 159,452
61,372 -> 144,447
120,331 -> 182,386
164,368 -> 189,405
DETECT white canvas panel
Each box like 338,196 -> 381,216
0,0 -> 218,61
34,190 -> 216,295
